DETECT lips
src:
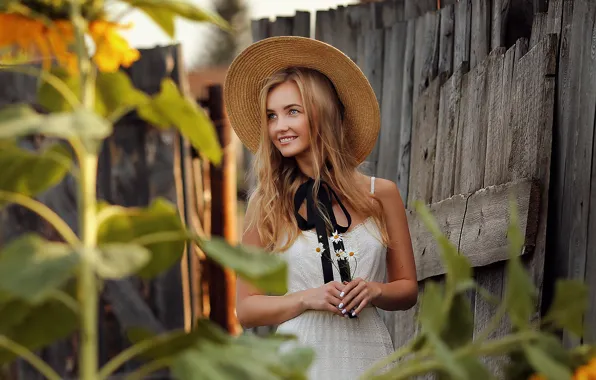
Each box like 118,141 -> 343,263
279,136 -> 297,144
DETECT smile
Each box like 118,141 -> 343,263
279,136 -> 297,144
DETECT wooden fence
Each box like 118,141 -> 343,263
0,45 -> 237,379
247,0 -> 575,373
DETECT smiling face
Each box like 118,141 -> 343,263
266,80 -> 311,159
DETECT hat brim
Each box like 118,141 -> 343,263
223,36 -> 380,165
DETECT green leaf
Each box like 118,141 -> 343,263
97,198 -> 186,279
418,281 -> 445,334
0,105 -> 112,144
440,293 -> 474,349
95,70 -> 149,118
543,280 -> 588,337
503,198 -> 536,329
122,0 -> 230,37
0,297 -> 78,364
138,79 -> 222,165
199,237 -> 288,295
426,331 -> 467,380
0,234 -> 78,304
0,141 -> 71,200
37,67 -> 79,113
523,345 -> 573,380
171,319 -> 313,380
457,356 -> 494,380
93,244 -> 151,279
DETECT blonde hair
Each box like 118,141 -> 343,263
246,67 -> 389,251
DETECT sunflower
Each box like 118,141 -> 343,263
0,12 -> 139,73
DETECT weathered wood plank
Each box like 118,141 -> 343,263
362,28 -> 385,176
271,16 -> 293,37
470,0 -> 491,69
546,0 -> 564,35
378,22 -> 407,182
380,0 -> 405,26
454,0 -> 471,71
292,11 -> 311,37
251,18 -> 270,42
510,34 -> 557,328
405,0 -> 437,19
530,12 -> 549,48
315,10 -> 333,44
407,77 -> 441,207
491,0 -> 504,48
409,179 -> 539,280
454,51 -> 489,195
397,19 -> 416,202
554,0 -> 596,347
439,4 -> 455,77
433,63 -> 467,202
414,11 -> 441,97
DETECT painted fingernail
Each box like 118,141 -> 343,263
351,311 -> 356,317
342,309 -> 347,314
340,292 -> 345,298
338,303 -> 344,309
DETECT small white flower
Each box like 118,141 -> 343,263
334,249 -> 348,260
313,242 -> 325,256
330,231 -> 343,244
347,250 -> 358,259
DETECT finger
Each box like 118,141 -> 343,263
352,298 -> 369,317
339,279 -> 361,299
327,283 -> 343,298
340,281 -> 365,308
345,293 -> 366,314
325,294 -> 342,307
327,303 -> 344,316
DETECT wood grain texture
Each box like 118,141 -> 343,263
546,0 -> 564,35
315,10 -> 334,43
362,28 -> 385,176
553,0 -> 596,347
510,34 -> 557,330
378,22 -> 408,182
410,179 -> 539,280
414,11 -> 441,98
433,63 -> 467,202
530,12 -> 549,48
470,0 -> 491,69
491,0 -> 505,48
405,0 -> 437,19
397,20 -> 417,202
439,4 -> 455,77
454,0 -> 472,71
408,77 -> 441,207
454,51 -> 489,195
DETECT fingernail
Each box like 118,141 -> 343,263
351,311 -> 356,317
342,309 -> 347,314
340,292 -> 345,298
338,303 -> 344,309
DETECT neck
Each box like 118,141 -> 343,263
295,153 -> 316,178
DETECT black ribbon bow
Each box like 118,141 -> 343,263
294,178 -> 355,286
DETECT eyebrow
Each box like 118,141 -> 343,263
266,104 -> 303,112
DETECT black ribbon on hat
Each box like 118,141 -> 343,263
294,178 -> 357,318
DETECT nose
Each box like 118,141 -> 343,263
272,116 -> 290,133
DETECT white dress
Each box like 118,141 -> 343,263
276,177 -> 394,379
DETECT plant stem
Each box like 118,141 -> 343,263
0,336 -> 62,380
98,337 -> 163,379
124,357 -> 172,380
76,149 -> 99,380
0,191 -> 80,246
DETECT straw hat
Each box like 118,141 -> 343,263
223,36 -> 380,164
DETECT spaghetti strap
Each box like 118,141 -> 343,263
370,176 -> 376,194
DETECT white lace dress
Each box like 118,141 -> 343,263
276,178 -> 394,379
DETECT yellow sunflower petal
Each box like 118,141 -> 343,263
90,20 -> 140,72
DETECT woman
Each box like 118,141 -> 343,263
224,36 -> 418,379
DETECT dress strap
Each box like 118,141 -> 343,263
370,176 -> 376,194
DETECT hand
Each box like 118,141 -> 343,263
339,278 -> 382,317
301,281 -> 345,316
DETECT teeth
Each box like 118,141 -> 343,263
280,137 -> 296,143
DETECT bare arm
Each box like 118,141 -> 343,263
236,199 -> 345,329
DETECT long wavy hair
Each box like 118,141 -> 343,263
246,67 -> 389,252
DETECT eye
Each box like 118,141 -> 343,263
267,113 -> 277,120
289,109 -> 299,115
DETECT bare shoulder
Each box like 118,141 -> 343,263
372,177 -> 403,205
